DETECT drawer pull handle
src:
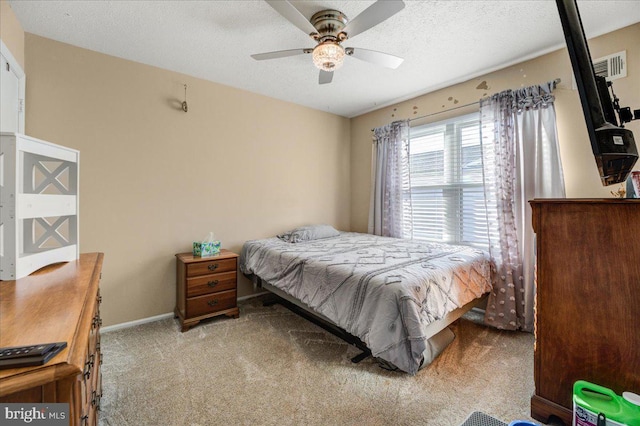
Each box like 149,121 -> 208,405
207,280 -> 219,287
91,390 -> 102,410
207,299 -> 218,307
83,356 -> 93,380
208,264 -> 219,271
92,314 -> 102,329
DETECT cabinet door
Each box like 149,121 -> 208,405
533,201 -> 640,409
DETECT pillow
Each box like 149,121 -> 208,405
277,224 -> 340,243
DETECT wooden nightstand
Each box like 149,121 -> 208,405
175,249 -> 240,332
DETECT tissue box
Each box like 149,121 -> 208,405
193,241 -> 221,257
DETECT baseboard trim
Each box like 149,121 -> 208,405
101,312 -> 175,333
101,292 -> 270,333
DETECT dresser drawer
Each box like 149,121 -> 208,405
187,290 -> 237,317
187,271 -> 236,297
186,258 -> 236,277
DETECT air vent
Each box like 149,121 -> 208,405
594,50 -> 627,81
572,50 -> 627,90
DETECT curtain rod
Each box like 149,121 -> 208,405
371,78 -> 561,131
408,100 -> 479,123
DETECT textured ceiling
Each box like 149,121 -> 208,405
8,0 -> 640,117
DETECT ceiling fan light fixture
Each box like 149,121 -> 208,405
312,42 -> 345,71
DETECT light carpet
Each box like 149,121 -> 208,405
99,296 -> 538,426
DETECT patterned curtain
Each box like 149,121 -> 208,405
368,120 -> 412,238
481,80 -> 563,331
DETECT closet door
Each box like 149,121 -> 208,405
0,40 -> 25,133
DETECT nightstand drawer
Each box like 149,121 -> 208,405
187,290 -> 237,317
187,271 -> 236,297
186,258 -> 236,277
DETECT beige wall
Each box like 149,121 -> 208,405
24,34 -> 351,327
0,0 -> 25,69
19,23 -> 640,326
350,23 -> 640,233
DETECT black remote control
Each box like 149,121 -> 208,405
0,343 -> 56,360
0,342 -> 67,369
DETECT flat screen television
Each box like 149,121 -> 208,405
556,0 -> 638,186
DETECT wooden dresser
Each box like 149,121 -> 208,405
0,253 -> 104,426
530,199 -> 640,425
175,250 -> 239,332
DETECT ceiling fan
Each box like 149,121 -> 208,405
251,0 -> 405,85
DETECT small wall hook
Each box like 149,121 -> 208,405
182,84 -> 188,113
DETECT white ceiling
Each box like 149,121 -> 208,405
8,0 -> 640,118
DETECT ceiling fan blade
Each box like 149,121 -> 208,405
348,48 -> 403,69
265,0 -> 318,36
341,0 -> 405,40
251,48 -> 311,61
319,70 -> 334,85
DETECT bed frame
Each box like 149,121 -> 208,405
260,279 -> 372,363
257,277 -> 488,370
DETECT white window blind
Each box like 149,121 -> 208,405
405,113 -> 489,248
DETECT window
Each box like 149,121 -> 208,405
405,113 -> 489,248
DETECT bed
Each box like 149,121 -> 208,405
239,226 -> 493,375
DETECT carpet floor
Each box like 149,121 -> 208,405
99,296 -> 539,426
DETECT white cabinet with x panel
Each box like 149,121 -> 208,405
0,132 -> 79,280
